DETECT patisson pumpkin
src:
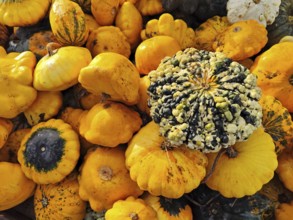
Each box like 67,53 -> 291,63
0,162 -> 36,211
0,48 -> 37,119
34,172 -> 86,220
205,127 -> 278,198
18,119 -> 80,184
125,121 -> 208,199
78,146 -> 143,211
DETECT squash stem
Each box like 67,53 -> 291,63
226,146 -> 238,158
46,42 -> 61,56
129,212 -> 139,220
202,148 -> 226,184
161,141 -> 174,151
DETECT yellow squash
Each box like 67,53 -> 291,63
0,47 -> 37,119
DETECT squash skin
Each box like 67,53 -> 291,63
50,0 -> 89,46
79,101 -> 142,147
250,41 -> 293,112
33,45 -> 92,91
142,193 -> 193,220
78,147 -> 144,212
125,121 -> 208,199
24,91 -> 63,126
105,196 -> 158,220
213,19 -> 268,61
259,95 -> 293,153
0,162 -> 36,211
0,0 -> 50,27
34,172 -> 86,220
0,118 -> 13,149
79,52 -> 139,105
205,127 -> 278,198
18,119 -> 80,184
0,49 -> 37,119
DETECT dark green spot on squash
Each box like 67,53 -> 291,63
159,196 -> 188,216
23,127 -> 65,172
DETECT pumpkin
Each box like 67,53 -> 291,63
0,24 -> 10,48
259,95 -> 293,153
17,119 -> 80,184
50,0 -> 89,46
135,35 -> 181,75
250,41 -> 293,112
212,19 -> 268,60
0,128 -> 31,163
0,118 -> 13,149
276,148 -> 293,192
194,16 -> 230,51
78,146 -> 144,211
115,1 -> 143,49
226,0 -> 281,27
71,0 -> 91,13
79,101 -> 142,147
85,26 -> 131,58
0,0 -> 50,27
141,13 -> 196,49
79,52 -> 140,105
205,127 -> 278,198
148,47 -> 263,152
24,91 -> 63,126
34,172 -> 86,220
105,196 -> 158,220
142,193 -> 193,220
0,48 -> 37,119
135,0 -> 163,16
275,200 -> 293,220
125,121 -> 208,199
266,0 -> 293,48
0,162 -> 36,211
91,0 -> 120,26
33,43 -> 92,91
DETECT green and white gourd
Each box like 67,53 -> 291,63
148,48 -> 262,153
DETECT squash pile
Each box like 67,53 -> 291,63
0,0 -> 293,219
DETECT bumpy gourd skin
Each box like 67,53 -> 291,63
148,48 -> 262,153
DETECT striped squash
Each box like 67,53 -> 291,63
49,0 -> 89,46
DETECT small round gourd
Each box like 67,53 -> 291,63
125,121 -> 208,199
0,162 -> 36,211
34,172 -> 86,220
78,147 -> 144,211
105,196 -> 158,220
0,0 -> 50,27
205,127 -> 278,198
18,119 -> 80,184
